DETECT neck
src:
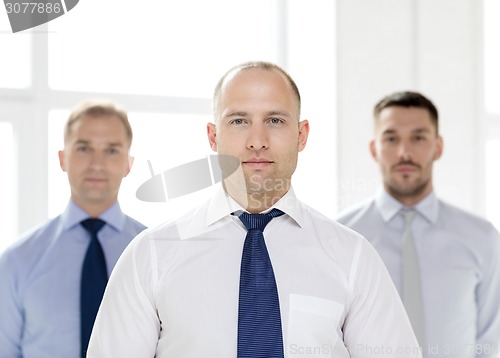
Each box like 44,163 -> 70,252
72,197 -> 115,218
224,181 -> 289,214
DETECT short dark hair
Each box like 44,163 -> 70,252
64,100 -> 133,147
213,61 -> 301,118
373,91 -> 439,134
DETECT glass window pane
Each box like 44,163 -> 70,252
0,17 -> 31,88
485,139 -> 500,231
48,111 -> 213,227
0,122 -> 16,253
484,0 -> 500,114
48,0 -> 280,97
120,113 -> 215,227
47,110 -> 69,218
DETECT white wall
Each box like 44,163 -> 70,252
336,0 -> 484,215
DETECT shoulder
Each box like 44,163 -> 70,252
335,198 -> 377,227
116,204 -> 208,281
300,202 -> 389,282
6,216 -> 61,253
125,203 -> 204,250
0,216 -> 61,271
437,201 -> 500,261
438,200 -> 499,238
123,214 -> 148,234
299,202 -> 368,250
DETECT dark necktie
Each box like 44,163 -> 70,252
235,208 -> 285,358
80,218 -> 107,358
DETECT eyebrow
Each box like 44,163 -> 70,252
74,139 -> 124,147
225,111 -> 248,118
224,110 -> 291,119
382,128 -> 431,135
267,110 -> 291,118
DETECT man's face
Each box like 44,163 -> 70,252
207,69 -> 309,201
59,114 -> 131,212
370,106 -> 443,204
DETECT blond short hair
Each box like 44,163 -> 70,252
64,100 -> 133,147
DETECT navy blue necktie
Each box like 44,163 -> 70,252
235,208 -> 285,358
80,218 -> 106,358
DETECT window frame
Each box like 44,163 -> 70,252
1,1 -> 338,241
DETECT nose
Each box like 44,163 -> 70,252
89,151 -> 105,170
246,123 -> 269,150
397,140 -> 412,161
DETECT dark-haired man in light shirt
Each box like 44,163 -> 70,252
338,91 -> 500,358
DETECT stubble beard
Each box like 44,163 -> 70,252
246,169 -> 293,208
385,174 -> 430,201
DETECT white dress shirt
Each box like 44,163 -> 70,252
88,185 -> 421,357
337,190 -> 500,358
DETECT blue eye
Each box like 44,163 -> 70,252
230,118 -> 246,125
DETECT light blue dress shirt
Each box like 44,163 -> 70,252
337,190 -> 500,358
0,200 -> 146,358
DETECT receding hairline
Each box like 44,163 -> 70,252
64,100 -> 133,147
212,61 -> 301,119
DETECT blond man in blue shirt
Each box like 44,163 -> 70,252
0,101 -> 146,358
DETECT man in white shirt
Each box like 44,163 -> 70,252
337,91 -> 500,358
88,62 -> 421,357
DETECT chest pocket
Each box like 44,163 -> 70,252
286,294 -> 346,357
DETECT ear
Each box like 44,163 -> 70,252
58,150 -> 67,172
298,120 -> 310,152
369,140 -> 378,161
434,135 -> 443,160
207,123 -> 217,152
124,155 -> 134,177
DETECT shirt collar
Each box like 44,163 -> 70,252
375,189 -> 439,224
206,184 -> 304,228
60,200 -> 126,232
414,191 -> 439,223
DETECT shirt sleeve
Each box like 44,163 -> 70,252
343,239 -> 422,358
475,226 -> 500,357
0,251 -> 23,358
87,233 -> 160,358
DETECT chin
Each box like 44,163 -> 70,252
245,184 -> 266,196
391,182 -> 427,198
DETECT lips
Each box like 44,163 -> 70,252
85,177 -> 107,183
394,164 -> 418,174
242,158 -> 273,168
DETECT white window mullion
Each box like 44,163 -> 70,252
17,23 -> 50,232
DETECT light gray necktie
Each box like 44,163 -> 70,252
401,209 -> 425,347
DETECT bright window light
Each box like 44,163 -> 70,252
0,122 -> 16,253
0,17 -> 31,88
48,0 -> 280,97
484,0 -> 500,114
47,110 -> 68,218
